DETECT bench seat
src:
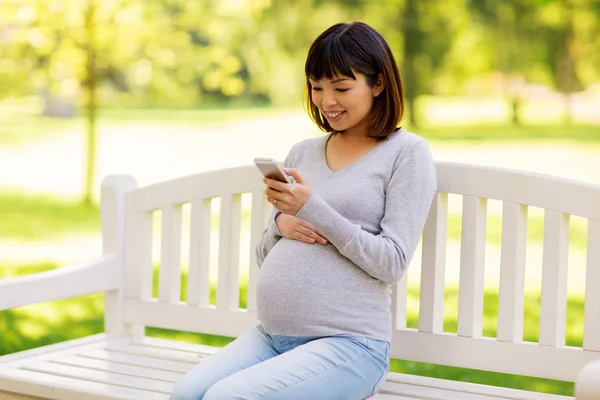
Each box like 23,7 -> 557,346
0,334 -> 572,400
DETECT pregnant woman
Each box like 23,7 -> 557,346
171,20 -> 437,400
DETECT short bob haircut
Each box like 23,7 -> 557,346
304,21 -> 405,141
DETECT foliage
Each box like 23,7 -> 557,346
1,0 -> 598,111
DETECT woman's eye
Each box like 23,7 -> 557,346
311,87 -> 322,92
336,88 -> 349,92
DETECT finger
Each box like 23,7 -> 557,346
297,221 -> 328,242
263,177 -> 288,192
314,229 -> 327,240
296,225 -> 328,244
293,232 -> 316,244
267,196 -> 279,208
282,168 -> 305,184
265,188 -> 284,202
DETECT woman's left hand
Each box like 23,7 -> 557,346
264,168 -> 312,216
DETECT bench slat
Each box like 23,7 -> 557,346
419,193 -> 448,333
392,273 -> 408,329
187,198 -> 212,306
54,355 -> 183,382
0,334 -> 110,367
0,256 -> 117,312
539,210 -> 570,347
23,362 -> 173,394
247,191 -> 269,313
105,341 -> 207,364
381,380 -> 507,400
584,219 -> 600,351
391,329 -> 594,382
435,162 -> 600,220
0,368 -> 169,400
217,194 -> 242,310
124,207 -> 153,301
497,202 -> 528,343
129,167 -> 264,212
82,350 -> 195,373
458,196 -> 487,338
159,204 -> 183,304
136,335 -> 219,355
387,372 -> 572,400
123,298 -> 259,338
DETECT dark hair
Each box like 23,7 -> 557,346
304,21 -> 405,141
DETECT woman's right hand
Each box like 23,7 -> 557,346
275,214 -> 328,245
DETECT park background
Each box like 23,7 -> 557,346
1,0 -> 600,396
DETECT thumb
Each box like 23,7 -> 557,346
283,168 -> 305,184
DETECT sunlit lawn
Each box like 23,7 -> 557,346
419,124 -> 600,143
0,191 -> 101,241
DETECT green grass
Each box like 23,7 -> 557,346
0,263 -> 577,396
418,124 -> 600,144
0,191 -> 100,241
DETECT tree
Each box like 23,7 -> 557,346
83,0 -> 98,205
535,0 -> 600,123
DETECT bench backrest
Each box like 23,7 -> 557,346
109,162 -> 600,383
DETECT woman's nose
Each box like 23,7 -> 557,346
322,92 -> 337,107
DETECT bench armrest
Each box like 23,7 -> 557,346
0,254 -> 119,311
576,359 -> 600,400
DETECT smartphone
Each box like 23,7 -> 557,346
253,157 -> 293,183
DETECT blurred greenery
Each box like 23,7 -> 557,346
0,264 -> 577,396
1,0 -> 599,119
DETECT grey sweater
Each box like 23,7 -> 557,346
255,129 -> 437,342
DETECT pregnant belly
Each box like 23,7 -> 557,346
256,239 -> 392,339
259,238 -> 384,293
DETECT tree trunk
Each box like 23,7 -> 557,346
555,3 -> 577,125
402,0 -> 419,128
511,96 -> 521,125
83,0 -> 98,205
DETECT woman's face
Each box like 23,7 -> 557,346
309,70 -> 383,136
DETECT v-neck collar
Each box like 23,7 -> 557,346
320,129 -> 402,177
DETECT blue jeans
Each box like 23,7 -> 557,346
170,324 -> 390,400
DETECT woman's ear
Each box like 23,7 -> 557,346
373,73 -> 384,97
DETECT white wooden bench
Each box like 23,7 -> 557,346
1,162 -> 599,400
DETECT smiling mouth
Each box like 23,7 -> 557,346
324,110 -> 345,120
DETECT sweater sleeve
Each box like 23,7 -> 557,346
295,141 -> 437,285
254,146 -> 296,268
255,210 -> 283,268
